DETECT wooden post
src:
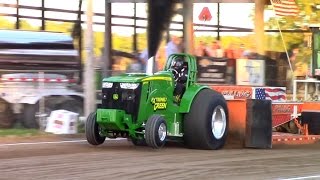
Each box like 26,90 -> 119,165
217,3 -> 220,40
15,0 -> 20,29
103,2 -> 112,77
254,0 -> 265,55
84,0 -> 96,117
133,3 -> 137,52
41,0 -> 45,30
183,0 -> 194,54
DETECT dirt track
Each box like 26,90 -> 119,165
0,136 -> 320,180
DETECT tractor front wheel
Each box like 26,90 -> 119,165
184,89 -> 229,150
145,115 -> 167,149
85,112 -> 106,145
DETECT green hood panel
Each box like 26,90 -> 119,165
96,109 -> 126,130
103,71 -> 173,83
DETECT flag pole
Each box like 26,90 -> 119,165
270,0 -> 294,73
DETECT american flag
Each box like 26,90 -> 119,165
270,0 -> 299,17
255,87 -> 286,102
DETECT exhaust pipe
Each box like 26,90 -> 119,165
146,56 -> 155,75
146,0 -> 176,74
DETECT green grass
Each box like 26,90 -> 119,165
0,128 -> 44,137
0,119 -> 86,137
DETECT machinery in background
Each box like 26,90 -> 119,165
0,29 -> 84,129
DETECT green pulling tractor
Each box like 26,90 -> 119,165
86,53 -> 229,150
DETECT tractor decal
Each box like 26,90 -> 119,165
142,77 -> 172,82
151,97 -> 167,111
112,93 -> 119,100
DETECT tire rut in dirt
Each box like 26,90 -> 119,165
184,88 -> 229,150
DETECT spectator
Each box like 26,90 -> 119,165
234,43 -> 246,59
166,35 -> 183,59
112,57 -> 122,71
195,41 -> 209,57
207,41 -> 218,57
286,47 -> 300,93
225,43 -> 236,59
208,40 -> 224,58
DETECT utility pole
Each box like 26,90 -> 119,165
84,0 -> 96,117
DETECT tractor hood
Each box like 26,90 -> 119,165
102,71 -> 172,83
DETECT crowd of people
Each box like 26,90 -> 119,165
113,35 -> 183,73
194,40 -> 259,60
112,36 -> 260,73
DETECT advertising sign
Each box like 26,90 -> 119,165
236,59 -> 265,86
197,57 -> 228,84
211,85 -> 253,100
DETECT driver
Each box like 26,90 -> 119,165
170,57 -> 188,83
170,57 -> 188,103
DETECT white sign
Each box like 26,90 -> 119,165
45,110 -> 79,134
236,59 -> 265,86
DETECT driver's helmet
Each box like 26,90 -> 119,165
171,57 -> 185,72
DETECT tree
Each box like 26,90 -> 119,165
0,17 -> 15,29
19,19 -> 38,30
264,0 -> 320,63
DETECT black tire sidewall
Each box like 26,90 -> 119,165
85,112 -> 105,145
0,100 -> 14,128
145,115 -> 167,148
22,103 -> 40,129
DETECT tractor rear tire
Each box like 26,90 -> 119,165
184,89 -> 229,150
145,115 -> 167,149
85,112 -> 106,145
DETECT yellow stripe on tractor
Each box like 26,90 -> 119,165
142,77 -> 172,82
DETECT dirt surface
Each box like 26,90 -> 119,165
0,135 -> 320,180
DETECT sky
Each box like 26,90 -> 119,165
0,0 -> 275,36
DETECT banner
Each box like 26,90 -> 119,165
211,85 -> 253,99
196,57 -> 228,84
211,86 -> 286,102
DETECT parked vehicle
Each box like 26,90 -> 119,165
0,29 -> 83,128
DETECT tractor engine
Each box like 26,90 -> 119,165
101,82 -> 142,122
